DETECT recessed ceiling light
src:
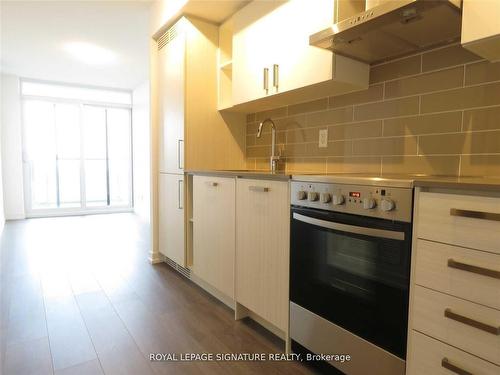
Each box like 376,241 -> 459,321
63,42 -> 118,66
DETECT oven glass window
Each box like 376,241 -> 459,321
290,210 -> 411,359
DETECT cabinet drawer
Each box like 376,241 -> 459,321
415,239 -> 500,310
412,286 -> 500,365
417,192 -> 500,254
407,330 -> 500,375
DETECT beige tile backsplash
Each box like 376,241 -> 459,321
421,44 -> 480,72
245,44 -> 500,176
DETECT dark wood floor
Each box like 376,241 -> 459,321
0,214 -> 317,375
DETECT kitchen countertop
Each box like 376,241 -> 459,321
187,170 -> 500,190
292,173 -> 417,188
186,169 -> 292,181
412,176 -> 500,192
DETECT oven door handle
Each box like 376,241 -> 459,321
292,213 -> 405,241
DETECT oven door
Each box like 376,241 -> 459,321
290,206 -> 412,359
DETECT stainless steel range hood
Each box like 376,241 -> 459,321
310,0 -> 462,64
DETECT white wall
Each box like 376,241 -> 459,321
0,82 -> 5,232
0,156 -> 4,232
132,80 -> 151,223
0,73 -> 25,220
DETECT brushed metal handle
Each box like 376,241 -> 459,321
273,64 -> 279,88
448,259 -> 500,280
450,208 -> 500,222
444,308 -> 500,335
178,139 -> 184,170
249,186 -> 269,192
263,67 -> 269,91
441,358 -> 473,375
178,179 -> 183,209
293,212 -> 405,241
205,181 -> 218,187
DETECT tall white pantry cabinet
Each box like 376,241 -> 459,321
157,19 -> 186,266
156,17 -> 246,267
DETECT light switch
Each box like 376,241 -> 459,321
319,128 -> 328,148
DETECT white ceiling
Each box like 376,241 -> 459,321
0,1 -> 152,90
150,0 -> 249,37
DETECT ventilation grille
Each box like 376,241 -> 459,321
164,256 -> 191,279
157,24 -> 178,50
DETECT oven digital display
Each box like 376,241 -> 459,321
349,192 -> 361,198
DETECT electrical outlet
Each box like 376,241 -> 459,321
319,129 -> 328,148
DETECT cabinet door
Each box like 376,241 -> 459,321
232,1 -> 285,105
159,173 -> 185,266
158,27 -> 185,174
462,0 -> 500,61
272,0 -> 334,94
235,178 -> 289,332
193,176 -> 235,299
232,0 -> 334,105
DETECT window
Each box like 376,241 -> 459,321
22,81 -> 131,105
22,80 -> 133,216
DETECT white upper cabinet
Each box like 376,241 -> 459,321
232,1 -> 284,105
231,0 -> 369,108
270,0 -> 336,94
462,0 -> 500,61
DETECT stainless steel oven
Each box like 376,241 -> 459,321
289,177 -> 414,375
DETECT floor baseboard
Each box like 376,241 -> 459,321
148,250 -> 163,264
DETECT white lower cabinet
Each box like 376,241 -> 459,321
235,178 -> 290,332
190,175 -> 290,335
192,175 -> 235,299
159,173 -> 185,266
407,187 -> 500,374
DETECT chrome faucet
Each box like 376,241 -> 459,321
257,118 -> 280,173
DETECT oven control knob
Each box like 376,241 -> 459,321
308,192 -> 319,201
296,190 -> 307,200
380,198 -> 395,212
363,197 -> 376,210
320,193 -> 331,203
332,194 -> 345,205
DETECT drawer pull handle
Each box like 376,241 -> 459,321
205,181 -> 218,187
444,308 -> 500,335
450,208 -> 500,222
249,186 -> 269,192
441,358 -> 473,375
448,259 -> 500,280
